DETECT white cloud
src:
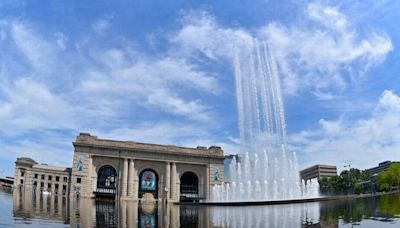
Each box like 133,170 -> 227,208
291,90 -> 400,170
0,78 -> 75,135
95,122 -> 240,155
1,17 -> 220,134
77,52 -> 218,121
0,3 -> 395,176
92,15 -> 113,34
11,22 -> 57,71
170,4 -> 392,99
0,134 -> 73,176
0,19 -> 230,178
97,122 -> 208,145
54,32 -> 67,50
171,11 -> 254,60
260,2 -> 393,97
307,3 -> 347,31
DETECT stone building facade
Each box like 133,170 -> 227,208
14,157 -> 71,196
14,133 -> 225,202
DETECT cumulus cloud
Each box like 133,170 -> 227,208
0,16 -> 229,176
291,90 -> 400,170
171,12 -> 254,60
0,78 -> 75,135
77,52 -> 218,121
1,19 -> 219,130
260,2 -> 393,97
0,2 -> 395,176
171,3 -> 392,99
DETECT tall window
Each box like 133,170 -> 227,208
97,165 -> 117,188
140,170 -> 157,191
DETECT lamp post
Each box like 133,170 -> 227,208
344,164 -> 351,195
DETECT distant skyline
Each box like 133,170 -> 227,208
1,0 -> 400,176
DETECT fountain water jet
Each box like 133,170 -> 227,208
211,41 -> 319,202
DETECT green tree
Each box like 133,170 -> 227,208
377,163 -> 400,191
361,170 -> 371,182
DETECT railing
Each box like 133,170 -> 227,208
180,185 -> 198,194
180,185 -> 199,200
95,186 -> 116,195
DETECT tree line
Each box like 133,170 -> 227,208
376,163 -> 400,192
318,169 -> 372,195
318,163 -> 400,195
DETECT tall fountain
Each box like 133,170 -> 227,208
211,40 -> 319,202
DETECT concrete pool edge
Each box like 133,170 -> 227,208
175,193 -> 388,206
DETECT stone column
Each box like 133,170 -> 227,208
43,194 -> 48,212
170,162 -> 177,201
35,189 -> 40,211
122,158 -> 128,198
128,159 -> 134,198
57,195 -> 63,217
50,194 -> 55,216
133,169 -> 139,200
24,171 -> 33,195
127,202 -> 138,228
163,203 -> 170,228
120,200 -> 127,228
36,181 -> 41,194
88,155 -> 96,197
51,179 -> 55,194
164,162 -> 170,201
205,166 -> 210,200
170,203 -> 180,227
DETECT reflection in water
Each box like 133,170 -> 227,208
12,187 -> 69,226
320,194 -> 400,225
5,188 -> 400,227
95,200 -> 117,227
180,206 -> 199,227
211,203 -> 320,227
139,203 -> 157,228
378,194 -> 400,217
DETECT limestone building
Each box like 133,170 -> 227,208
14,157 -> 71,196
14,133 -> 225,202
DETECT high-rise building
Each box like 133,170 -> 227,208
300,164 -> 337,181
368,161 -> 399,178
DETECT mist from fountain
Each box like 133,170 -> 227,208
211,40 -> 319,202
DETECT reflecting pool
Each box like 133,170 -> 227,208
2,188 -> 400,227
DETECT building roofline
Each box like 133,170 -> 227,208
300,164 -> 337,172
73,133 -> 225,159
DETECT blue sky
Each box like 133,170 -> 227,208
0,0 -> 399,176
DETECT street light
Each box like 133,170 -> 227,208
344,164 -> 351,195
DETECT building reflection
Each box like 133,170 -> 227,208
210,203 -> 321,228
12,187 -> 327,228
20,187 -> 393,228
13,188 -> 69,224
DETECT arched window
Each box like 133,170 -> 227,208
139,169 -> 158,198
180,171 -> 199,201
97,165 -> 117,187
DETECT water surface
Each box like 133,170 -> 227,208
2,189 -> 400,227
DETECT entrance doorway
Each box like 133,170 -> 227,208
180,172 -> 199,201
95,165 -> 117,197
